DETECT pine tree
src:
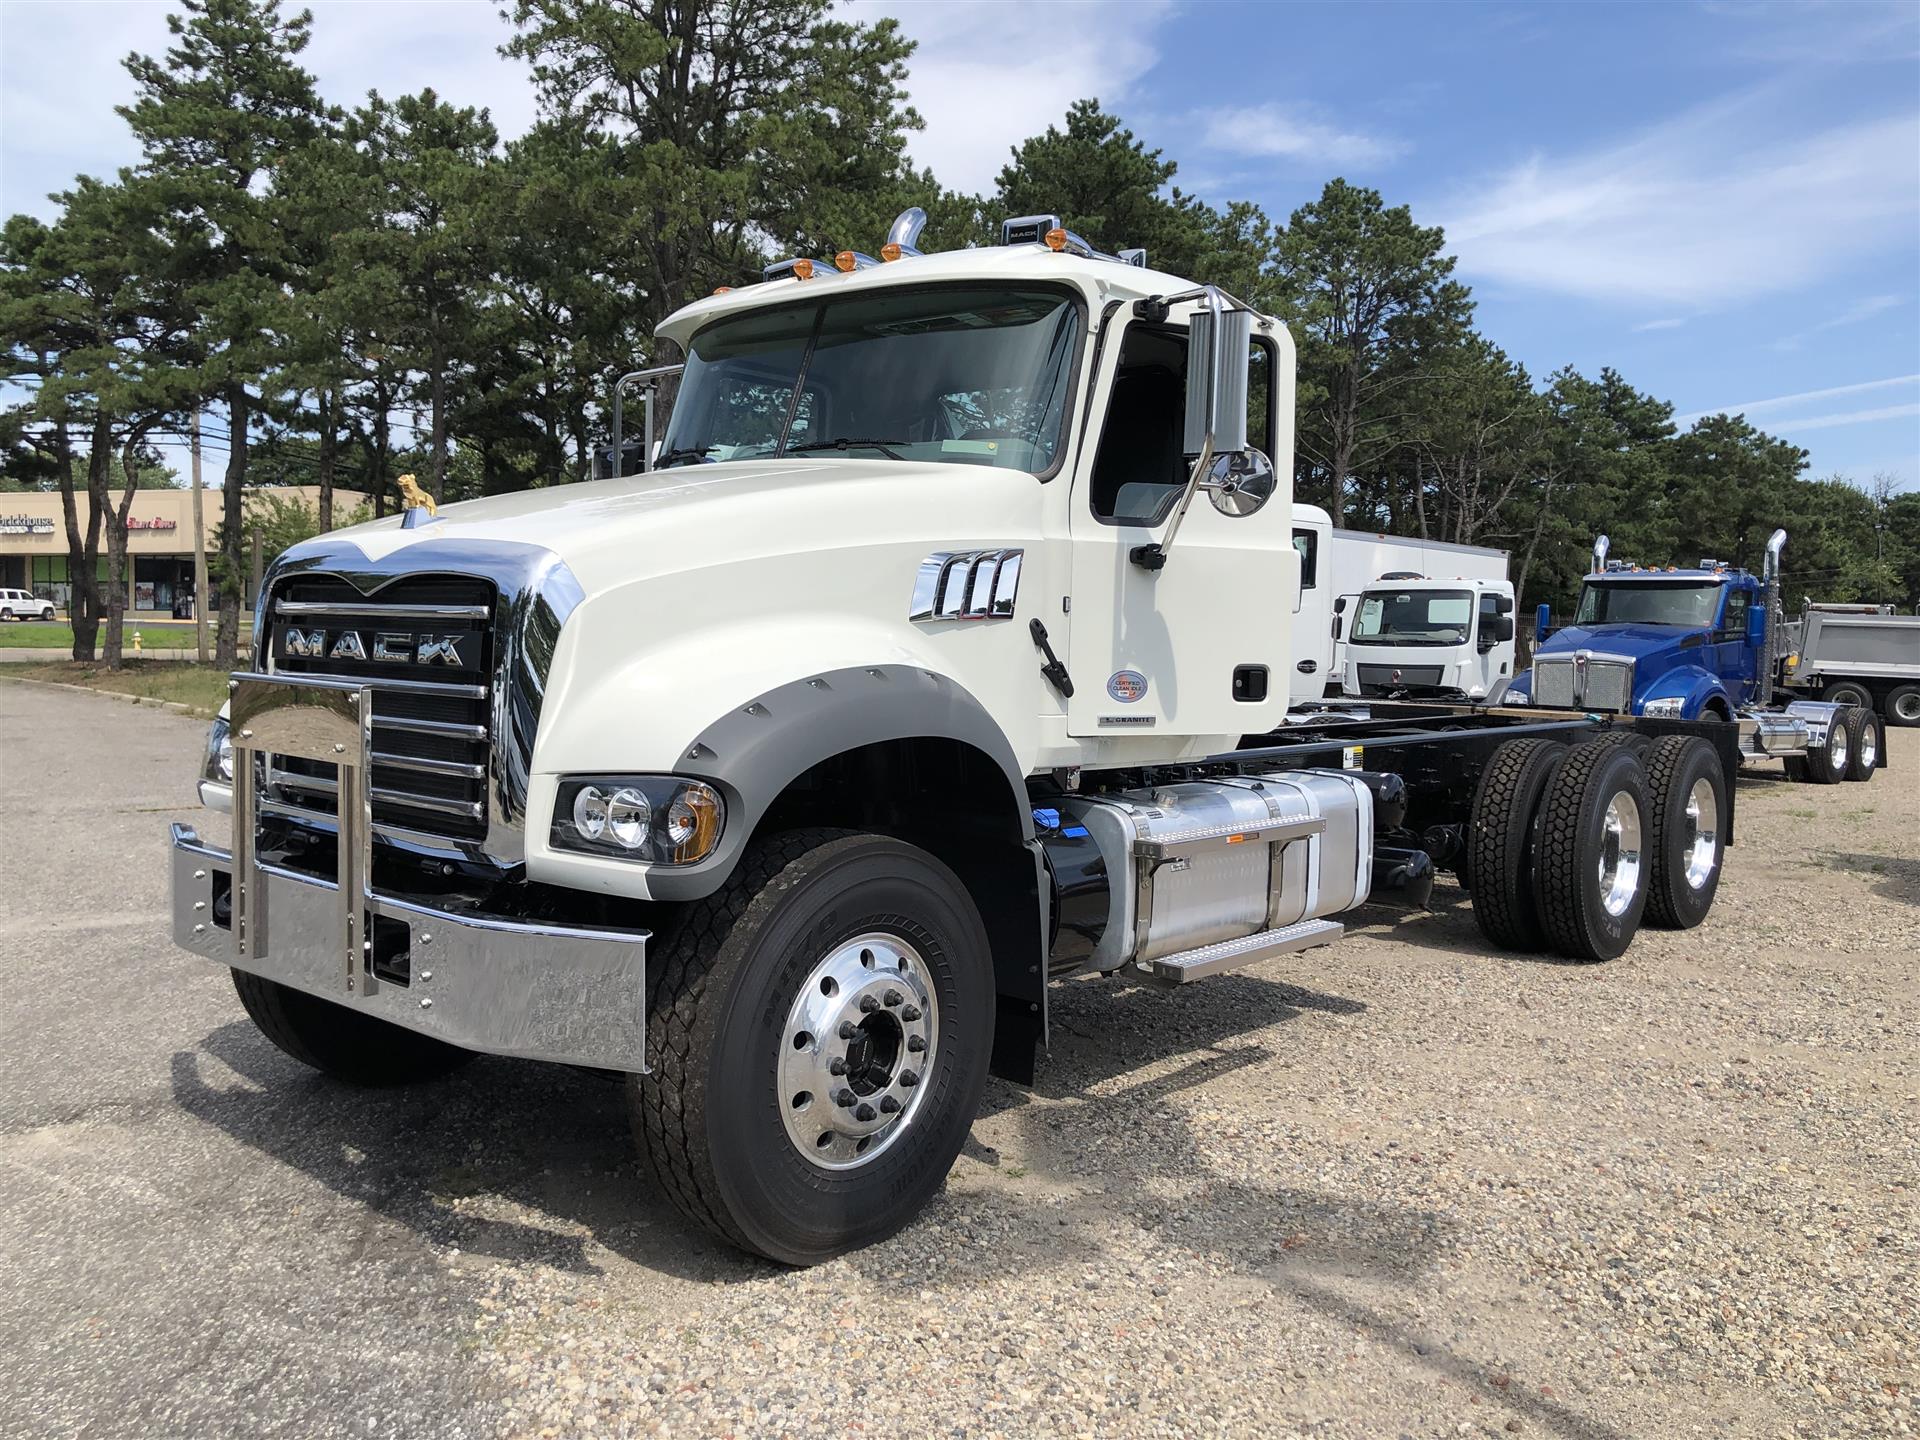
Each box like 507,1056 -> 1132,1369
119,0 -> 330,664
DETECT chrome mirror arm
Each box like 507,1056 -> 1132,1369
1131,287 -> 1225,572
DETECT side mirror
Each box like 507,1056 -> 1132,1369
1492,615 -> 1515,642
1332,614 -> 1344,640
1495,594 -> 1514,615
1535,603 -> 1552,644
1185,301 -> 1251,458
1748,604 -> 1767,647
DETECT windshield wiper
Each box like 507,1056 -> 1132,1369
653,445 -> 719,468
784,437 -> 911,461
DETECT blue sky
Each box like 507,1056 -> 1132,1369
3,0 -> 1916,489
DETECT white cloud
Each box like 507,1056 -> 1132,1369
1200,103 -> 1402,168
855,0 -> 1176,195
1436,91 -> 1920,306
1632,318 -> 1686,332
1674,373 -> 1920,426
0,0 -> 530,220
1765,403 -> 1920,433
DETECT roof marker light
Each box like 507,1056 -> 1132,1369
1044,227 -> 1068,252
835,251 -> 857,272
880,242 -> 903,262
792,258 -> 814,280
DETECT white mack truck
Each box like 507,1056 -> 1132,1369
170,210 -> 1743,1264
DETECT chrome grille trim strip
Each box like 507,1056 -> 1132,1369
268,768 -> 486,821
373,715 -> 490,740
369,751 -> 488,780
272,600 -> 492,620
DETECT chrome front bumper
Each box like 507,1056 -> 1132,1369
168,672 -> 649,1072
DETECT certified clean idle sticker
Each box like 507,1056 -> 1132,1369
1106,669 -> 1148,703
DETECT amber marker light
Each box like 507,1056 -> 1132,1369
791,258 -> 815,280
834,251 -> 858,272
1044,227 -> 1068,252
713,286 -> 732,295
880,242 -> 903,262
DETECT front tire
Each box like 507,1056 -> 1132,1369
632,829 -> 995,1265
1642,736 -> 1726,929
231,971 -> 475,1085
1535,741 -> 1652,962
38,607 -> 53,621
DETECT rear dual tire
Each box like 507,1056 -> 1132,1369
1535,742 -> 1652,962
1642,735 -> 1726,930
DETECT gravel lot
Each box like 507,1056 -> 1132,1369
2,682 -> 1913,1440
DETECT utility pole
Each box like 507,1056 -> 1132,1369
191,410 -> 209,664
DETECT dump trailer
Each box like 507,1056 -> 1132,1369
168,208 -> 1738,1264
1780,603 -> 1920,726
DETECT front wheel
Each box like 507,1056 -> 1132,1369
632,829 -> 995,1265
231,971 -> 475,1085
38,607 -> 53,621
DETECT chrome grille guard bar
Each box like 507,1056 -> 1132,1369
171,667 -> 650,1071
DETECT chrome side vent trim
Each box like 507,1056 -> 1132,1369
909,548 -> 1024,622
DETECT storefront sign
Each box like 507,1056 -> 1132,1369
0,514 -> 56,536
128,517 -> 179,531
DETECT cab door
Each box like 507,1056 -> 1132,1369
1065,311 -> 1294,739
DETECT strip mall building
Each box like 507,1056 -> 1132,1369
0,487 -> 365,615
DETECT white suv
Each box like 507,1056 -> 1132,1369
0,589 -> 55,621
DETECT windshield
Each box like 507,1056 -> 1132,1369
658,285 -> 1080,474
1574,581 -> 1722,628
1351,589 -> 1474,646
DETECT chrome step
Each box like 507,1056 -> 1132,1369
1138,918 -> 1344,985
1132,812 -> 1322,860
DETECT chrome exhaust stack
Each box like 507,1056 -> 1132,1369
1760,528 -> 1787,706
886,207 -> 928,257
1591,534 -> 1610,574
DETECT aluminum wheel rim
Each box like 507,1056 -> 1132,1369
1829,723 -> 1849,769
777,931 -> 938,1172
1895,692 -> 1920,724
1597,791 -> 1644,918
1681,777 -> 1719,890
1857,722 -> 1877,770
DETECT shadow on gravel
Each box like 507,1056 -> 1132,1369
169,1021 -> 773,1286
1344,887 -> 1595,968
1818,849 -> 1920,906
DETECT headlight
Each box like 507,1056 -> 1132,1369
1504,691 -> 1529,706
1641,697 -> 1687,718
553,777 -> 724,865
203,716 -> 235,784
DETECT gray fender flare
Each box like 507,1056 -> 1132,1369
646,664 -> 1034,902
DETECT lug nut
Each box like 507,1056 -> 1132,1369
901,1005 -> 922,1022
835,1088 -> 857,1108
828,1057 -> 847,1076
838,1021 -> 859,1040
859,995 -> 879,1013
899,1069 -> 919,1088
879,1096 -> 900,1114
883,989 -> 902,1007
855,1103 -> 876,1122
906,1035 -> 926,1054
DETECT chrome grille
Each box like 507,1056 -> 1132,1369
266,575 -> 495,839
1532,654 -> 1634,713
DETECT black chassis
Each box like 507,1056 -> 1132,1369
1059,700 -> 1739,861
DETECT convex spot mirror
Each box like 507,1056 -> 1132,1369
1203,447 -> 1276,517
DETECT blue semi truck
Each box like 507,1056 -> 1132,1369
1508,530 -> 1885,786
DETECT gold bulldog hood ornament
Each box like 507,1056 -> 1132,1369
396,473 -> 438,528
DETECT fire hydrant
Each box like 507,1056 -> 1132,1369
133,631 -> 143,654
